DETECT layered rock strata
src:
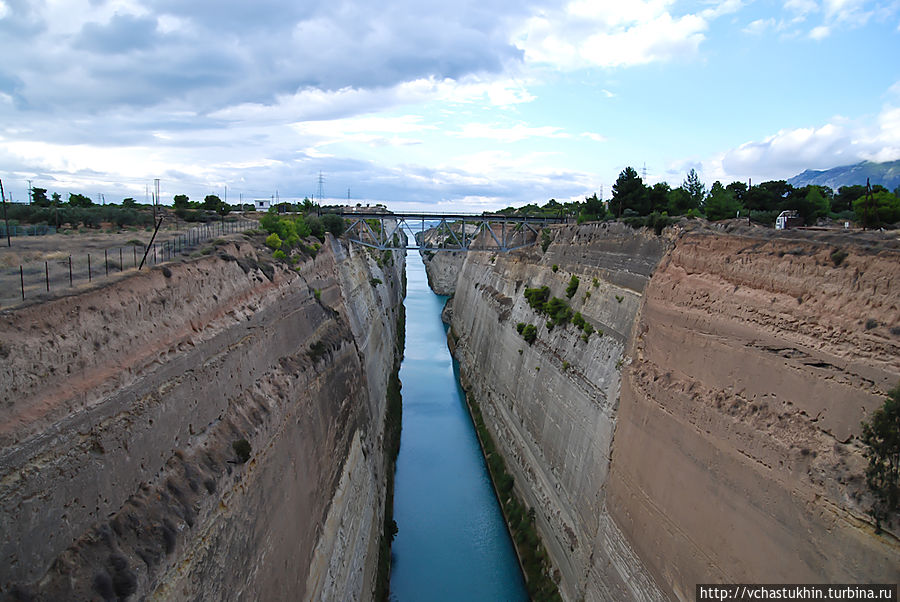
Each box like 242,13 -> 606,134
432,221 -> 900,601
0,234 -> 405,601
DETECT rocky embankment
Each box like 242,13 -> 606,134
429,221 -> 900,601
0,233 -> 405,600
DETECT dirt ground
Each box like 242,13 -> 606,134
0,215 -> 259,310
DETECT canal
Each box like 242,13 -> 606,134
389,252 -> 528,601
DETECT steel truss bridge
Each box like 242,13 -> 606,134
341,212 -> 566,252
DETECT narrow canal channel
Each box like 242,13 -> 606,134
389,252 -> 528,601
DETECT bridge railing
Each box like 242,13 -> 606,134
341,212 -> 564,252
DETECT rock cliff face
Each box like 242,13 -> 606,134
0,234 -> 405,601
432,222 -> 900,601
421,251 -> 464,296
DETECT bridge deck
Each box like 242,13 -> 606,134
339,212 -> 565,252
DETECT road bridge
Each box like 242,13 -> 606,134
339,211 -> 566,252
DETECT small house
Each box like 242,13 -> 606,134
254,199 -> 271,212
775,210 -> 803,230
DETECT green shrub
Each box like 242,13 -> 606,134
272,249 -> 287,261
615,294 -> 624,303
831,248 -> 848,266
371,277 -> 383,286
232,439 -> 251,463
861,383 -> 900,531
265,232 -> 282,250
524,286 -> 550,310
565,275 -> 579,298
308,340 -> 327,362
521,324 -> 537,344
544,297 -> 572,326
551,264 -> 558,272
541,229 -> 552,253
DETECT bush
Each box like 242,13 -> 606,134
321,213 -> 346,236
861,383 -> 900,530
830,248 -> 848,266
565,275 -> 579,298
308,340 -> 327,362
551,264 -> 558,272
521,324 -> 537,344
541,229 -> 552,253
232,439 -> 251,463
265,232 -> 282,250
272,249 -> 287,261
524,286 -> 550,310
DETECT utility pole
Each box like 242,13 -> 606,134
863,177 -> 872,230
154,178 -> 160,221
1,179 -> 11,247
27,180 -> 33,205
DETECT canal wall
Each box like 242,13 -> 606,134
428,222 -> 900,601
0,234 -> 405,600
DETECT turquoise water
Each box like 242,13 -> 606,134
389,253 -> 528,602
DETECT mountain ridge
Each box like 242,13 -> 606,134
787,160 -> 900,190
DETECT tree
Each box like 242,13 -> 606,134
173,194 -> 190,209
666,187 -> 694,215
51,192 -> 62,206
68,193 -> 93,207
726,181 -> 748,206
861,384 -> 900,530
31,187 -> 50,207
203,194 -> 223,211
704,182 -> 742,221
611,167 -> 649,217
795,186 -> 830,224
648,182 -> 671,214
321,213 -> 345,236
854,190 -> 900,228
579,193 -> 606,222
745,180 -> 792,212
683,169 -> 706,209
122,197 -> 136,207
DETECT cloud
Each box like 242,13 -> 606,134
705,100 -> 900,182
809,24 -> 831,37
450,122 -> 573,143
513,0 -> 741,69
743,17 -> 776,34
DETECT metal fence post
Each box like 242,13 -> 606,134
105,249 -> 109,276
119,248 -> 123,271
88,254 -> 92,282
69,256 -> 73,286
45,261 -> 49,292
20,265 -> 24,300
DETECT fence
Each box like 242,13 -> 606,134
0,218 -> 257,309
0,225 -> 57,237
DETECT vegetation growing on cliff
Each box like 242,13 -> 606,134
465,395 -> 562,602
565,275 -> 579,299
517,322 -> 538,344
862,383 -> 900,532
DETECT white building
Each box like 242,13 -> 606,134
254,199 -> 271,212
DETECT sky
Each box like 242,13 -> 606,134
1,0 -> 898,211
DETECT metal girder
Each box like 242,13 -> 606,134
341,212 -> 564,252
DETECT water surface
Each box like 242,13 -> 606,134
389,252 -> 528,601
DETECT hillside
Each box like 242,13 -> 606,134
788,160 -> 900,190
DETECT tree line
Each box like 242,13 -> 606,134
498,168 -> 900,228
